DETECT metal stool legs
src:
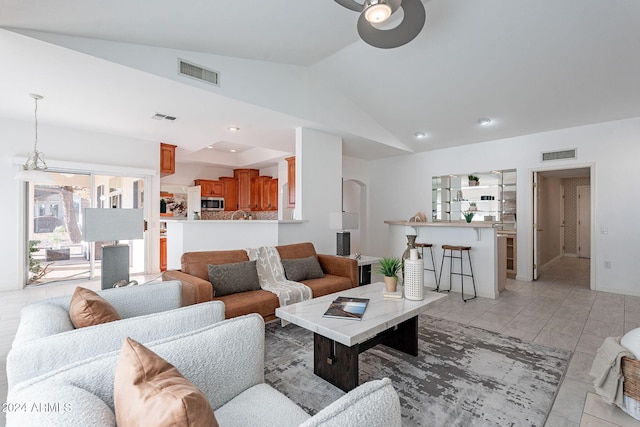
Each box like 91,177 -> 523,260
438,245 -> 477,302
417,243 -> 439,288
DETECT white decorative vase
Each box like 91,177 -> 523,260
404,249 -> 424,301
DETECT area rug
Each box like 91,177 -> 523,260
264,315 -> 571,426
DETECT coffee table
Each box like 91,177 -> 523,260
275,282 -> 447,391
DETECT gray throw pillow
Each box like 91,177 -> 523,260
281,256 -> 325,282
207,261 -> 261,297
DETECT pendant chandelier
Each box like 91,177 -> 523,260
16,93 -> 54,183
25,93 -> 47,171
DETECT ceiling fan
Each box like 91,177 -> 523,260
334,0 -> 426,48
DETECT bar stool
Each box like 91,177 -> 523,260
414,242 -> 439,288
438,245 -> 477,302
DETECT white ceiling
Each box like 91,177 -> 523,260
1,0 -> 639,167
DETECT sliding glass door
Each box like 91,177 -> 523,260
26,171 -> 146,286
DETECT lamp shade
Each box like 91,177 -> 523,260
329,212 -> 359,230
83,208 -> 144,242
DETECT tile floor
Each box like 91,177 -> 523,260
1,258 -> 639,426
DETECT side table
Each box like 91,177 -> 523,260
342,255 -> 381,286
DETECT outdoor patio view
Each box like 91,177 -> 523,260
27,172 -> 145,285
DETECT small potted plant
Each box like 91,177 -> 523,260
376,257 -> 402,292
468,175 -> 480,186
468,202 -> 477,211
462,211 -> 475,223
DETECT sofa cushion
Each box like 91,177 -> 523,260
6,383 -> 117,427
299,378 -> 401,427
214,383 -> 310,427
69,287 -> 121,329
182,250 -> 249,281
276,242 -> 318,260
282,256 -> 325,282
114,337 -> 219,427
208,260 -> 261,297
216,290 -> 280,321
621,328 -> 640,359
302,274 -> 354,298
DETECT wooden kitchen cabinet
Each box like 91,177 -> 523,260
506,234 -> 517,278
234,169 -> 259,210
286,156 -> 295,208
160,237 -> 167,272
251,176 -> 270,210
267,178 -> 278,210
220,177 -> 238,211
160,143 -> 177,176
194,179 -> 224,197
251,176 -> 278,211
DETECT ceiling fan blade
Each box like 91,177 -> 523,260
334,0 -> 363,12
357,0 -> 426,48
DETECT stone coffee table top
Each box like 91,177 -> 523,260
275,282 -> 447,347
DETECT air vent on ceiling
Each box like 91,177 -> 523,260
152,113 -> 177,121
178,59 -> 219,86
541,149 -> 577,162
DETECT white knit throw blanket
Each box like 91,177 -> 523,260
245,247 -> 312,309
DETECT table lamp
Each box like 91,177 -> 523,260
83,208 -> 144,289
330,212 -> 359,256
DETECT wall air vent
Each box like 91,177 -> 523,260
541,149 -> 577,162
178,59 -> 219,86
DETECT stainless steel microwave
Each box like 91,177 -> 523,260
201,197 -> 224,211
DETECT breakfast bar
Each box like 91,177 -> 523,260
384,221 -> 499,299
165,219 -> 305,270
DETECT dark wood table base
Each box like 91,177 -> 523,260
313,316 -> 419,392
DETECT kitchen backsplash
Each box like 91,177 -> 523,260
200,211 -> 278,220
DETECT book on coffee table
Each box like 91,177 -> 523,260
322,296 -> 370,321
382,289 -> 403,299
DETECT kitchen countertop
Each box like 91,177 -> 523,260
162,219 -> 307,224
384,220 -> 495,228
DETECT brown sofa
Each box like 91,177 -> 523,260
162,242 -> 358,322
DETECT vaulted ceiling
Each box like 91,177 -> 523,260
1,0 -> 639,167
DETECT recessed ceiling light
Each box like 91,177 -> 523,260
229,149 -> 237,153
478,118 -> 492,126
414,131 -> 427,139
207,145 -> 214,149
227,126 -> 240,132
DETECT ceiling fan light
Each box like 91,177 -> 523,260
363,0 -> 392,23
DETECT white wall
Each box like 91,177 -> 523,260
278,128 -> 342,254
29,31 -> 407,151
1,117 -> 158,291
369,116 -> 640,296
161,163 -> 234,187
343,156 -> 370,254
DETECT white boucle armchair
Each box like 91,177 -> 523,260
6,281 -> 226,389
7,314 -> 402,427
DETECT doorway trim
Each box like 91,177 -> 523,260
528,163 -> 595,289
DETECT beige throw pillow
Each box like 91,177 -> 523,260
114,337 -> 219,427
68,287 -> 121,329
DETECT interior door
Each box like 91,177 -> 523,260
560,185 -> 565,256
533,172 -> 539,280
577,185 -> 591,258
